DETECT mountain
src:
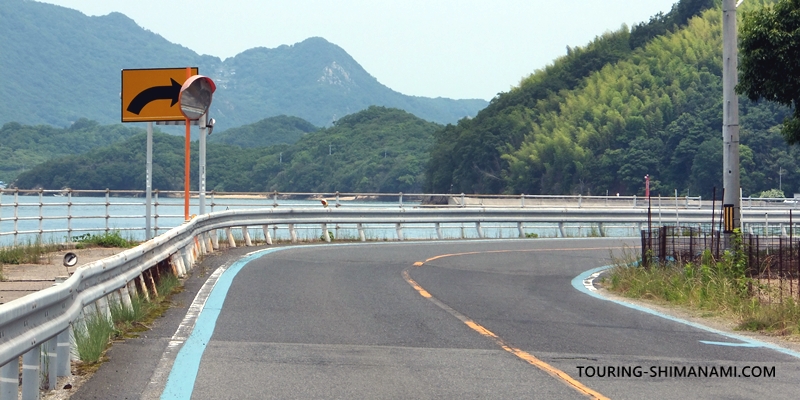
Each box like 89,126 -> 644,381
13,107 -> 441,193
208,115 -> 318,148
0,0 -> 487,132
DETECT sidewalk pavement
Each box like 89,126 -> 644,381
0,247 -> 126,305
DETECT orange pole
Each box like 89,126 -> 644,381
184,67 -> 191,221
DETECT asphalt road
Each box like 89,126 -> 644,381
74,238 -> 800,399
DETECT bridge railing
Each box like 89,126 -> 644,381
0,189 -> 707,246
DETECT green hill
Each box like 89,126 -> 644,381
208,115 -> 318,148
425,0 -> 797,198
13,107 -> 440,193
0,119 -> 144,182
0,1 -> 486,131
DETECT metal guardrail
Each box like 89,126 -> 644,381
2,202 -> 800,398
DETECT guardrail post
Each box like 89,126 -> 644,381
558,222 -> 566,238
517,222 -> 524,238
242,227 -> 253,246
435,222 -> 443,240
96,295 -> 112,323
521,194 -> 525,208
212,229 -> 219,250
289,224 -> 297,243
399,192 -> 404,208
119,285 -> 133,311
460,193 -> 465,207
137,273 -> 150,301
205,232 -> 214,252
57,330 -> 70,378
226,228 -> 236,248
273,191 -> 279,207
357,223 -> 366,242
578,194 -> 582,208
44,337 -> 57,390
335,192 -> 340,208
598,222 -> 605,237
263,225 -> 273,245
460,224 -> 465,239
396,223 -> 404,241
0,356 -> 18,399
21,346 -> 39,400
476,222 -> 484,238
633,195 -> 637,208
322,223 -> 330,242
127,279 -> 139,300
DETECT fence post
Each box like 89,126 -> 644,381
13,189 -> 19,245
105,188 -> 111,233
38,189 -> 43,244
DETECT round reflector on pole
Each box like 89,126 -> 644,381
179,75 -> 216,120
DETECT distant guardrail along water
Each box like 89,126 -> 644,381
2,189 -> 800,399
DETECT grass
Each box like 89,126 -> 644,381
0,239 -> 61,265
605,234 -> 800,336
73,270 -> 183,371
74,231 -> 136,249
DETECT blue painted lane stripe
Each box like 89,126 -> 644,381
571,265 -> 800,360
161,247 -> 283,399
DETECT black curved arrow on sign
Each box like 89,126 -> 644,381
126,79 -> 182,114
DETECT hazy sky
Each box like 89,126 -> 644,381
40,0 -> 679,100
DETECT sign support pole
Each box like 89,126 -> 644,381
146,121 -> 153,239
199,113 -> 207,215
184,67 -> 191,222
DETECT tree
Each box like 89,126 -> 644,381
737,0 -> 800,144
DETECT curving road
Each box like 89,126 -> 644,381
75,238 -> 800,399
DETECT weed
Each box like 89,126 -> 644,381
0,240 -> 60,265
525,232 -> 539,238
607,230 -> 800,336
74,231 -> 136,248
73,311 -> 116,364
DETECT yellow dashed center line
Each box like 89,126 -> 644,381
405,247 -> 613,400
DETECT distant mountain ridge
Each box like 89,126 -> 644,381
0,0 -> 487,131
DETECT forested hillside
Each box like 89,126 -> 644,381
0,119 -> 143,182
425,0 -> 798,198
208,115 -> 318,148
13,107 -> 439,193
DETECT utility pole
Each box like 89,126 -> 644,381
722,0 -> 741,242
